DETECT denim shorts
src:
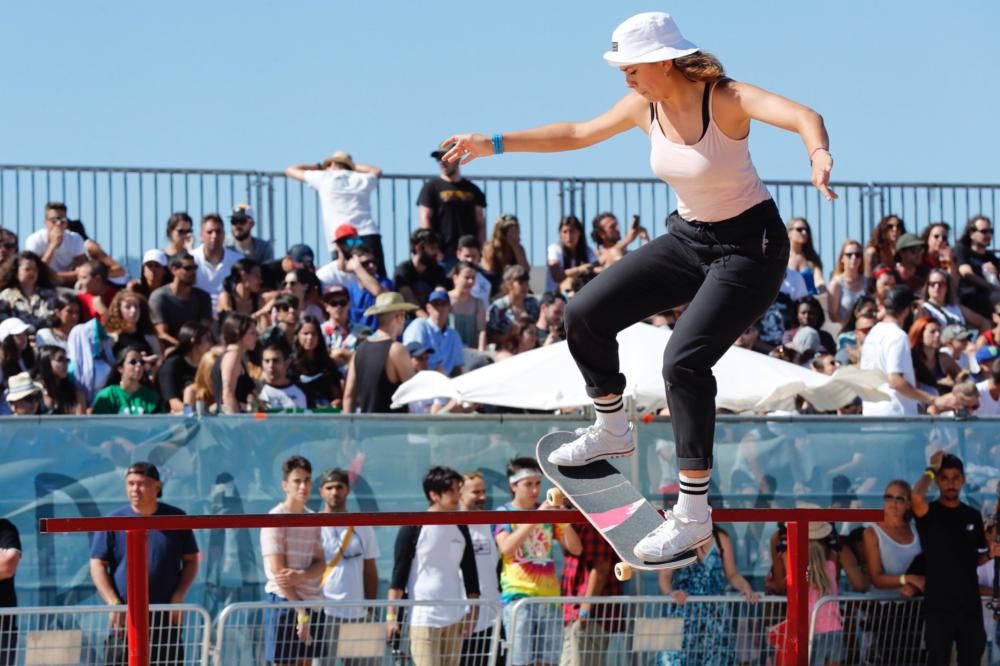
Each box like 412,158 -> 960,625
502,601 -> 562,666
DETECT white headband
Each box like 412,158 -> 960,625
508,469 -> 541,485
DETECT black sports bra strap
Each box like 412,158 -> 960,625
650,102 -> 656,123
699,81 -> 711,141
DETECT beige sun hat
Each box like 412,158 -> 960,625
796,502 -> 834,540
325,150 -> 356,170
6,372 -> 43,403
363,291 -> 418,317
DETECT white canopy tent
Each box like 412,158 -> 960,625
391,323 -> 888,413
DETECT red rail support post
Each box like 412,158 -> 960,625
786,520 -> 811,666
125,530 -> 150,666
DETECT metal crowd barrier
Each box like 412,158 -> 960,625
810,594 -> 1000,666
505,594 -> 788,666
215,599 -> 502,666
0,604 -> 210,666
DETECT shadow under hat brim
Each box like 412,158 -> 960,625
363,302 -> 419,317
7,386 -> 42,403
602,43 -> 699,67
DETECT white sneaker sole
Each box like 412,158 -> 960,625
548,445 -> 636,467
634,532 -> 713,564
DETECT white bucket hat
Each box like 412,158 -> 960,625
602,12 -> 699,67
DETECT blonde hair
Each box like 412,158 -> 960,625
672,52 -> 725,82
463,471 -> 483,482
193,349 -> 221,405
807,540 -> 833,595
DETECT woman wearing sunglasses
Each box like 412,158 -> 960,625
827,240 -> 867,326
90,346 -> 163,415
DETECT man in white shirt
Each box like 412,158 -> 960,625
190,213 -> 241,314
974,347 -> 1000,416
317,468 -> 380,666
459,472 -> 500,666
285,152 -> 385,275
24,202 -> 87,286
258,343 -> 310,411
861,285 -> 959,415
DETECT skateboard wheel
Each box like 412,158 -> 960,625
614,563 -> 632,581
546,488 -> 564,506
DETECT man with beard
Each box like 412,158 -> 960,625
394,229 -> 449,309
458,472 -> 500,666
912,452 -> 1000,665
225,204 -> 274,264
418,147 -> 486,267
149,252 -> 213,347
317,468 -> 380,666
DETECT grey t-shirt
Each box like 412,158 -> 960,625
148,284 -> 212,336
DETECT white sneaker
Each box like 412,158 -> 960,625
546,423 -> 636,466
633,508 -> 713,564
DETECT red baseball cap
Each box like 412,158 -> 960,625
334,224 -> 359,241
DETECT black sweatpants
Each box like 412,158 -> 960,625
565,199 -> 788,471
923,608 -> 986,666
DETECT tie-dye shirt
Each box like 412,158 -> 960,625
493,503 -> 564,602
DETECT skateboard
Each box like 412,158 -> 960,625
537,430 -> 699,581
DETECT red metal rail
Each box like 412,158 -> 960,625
40,507 -> 881,666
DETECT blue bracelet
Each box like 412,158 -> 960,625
578,609 -> 590,619
491,133 -> 504,155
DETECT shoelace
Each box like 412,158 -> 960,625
573,424 -> 601,438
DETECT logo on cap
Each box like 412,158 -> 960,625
611,41 -> 618,52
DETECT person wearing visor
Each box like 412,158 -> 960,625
439,11 -> 837,564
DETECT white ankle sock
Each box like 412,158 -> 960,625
676,473 -> 710,522
593,395 -> 627,435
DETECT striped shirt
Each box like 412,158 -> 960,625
261,503 -> 323,600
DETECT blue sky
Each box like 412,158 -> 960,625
1,1 -> 997,185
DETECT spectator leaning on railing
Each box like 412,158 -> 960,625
419,146 -> 486,267
912,452 -> 999,666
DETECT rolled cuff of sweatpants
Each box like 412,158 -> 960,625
584,374 -> 626,399
677,455 -> 713,472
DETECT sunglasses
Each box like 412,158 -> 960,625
1,242 -> 15,250
51,356 -> 68,364
176,264 -> 197,272
883,494 -> 907,503
928,281 -> 947,287
175,227 -> 193,235
284,280 -> 300,288
976,227 -> 994,234
792,227 -> 809,233
46,216 -> 68,224
843,251 -> 861,258
885,223 -> 902,230
327,299 -> 349,307
125,358 -> 142,366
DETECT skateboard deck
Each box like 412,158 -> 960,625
537,431 -> 698,578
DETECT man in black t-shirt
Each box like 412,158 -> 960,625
912,451 -> 999,666
394,229 -> 449,309
955,215 -> 1000,318
418,148 -> 486,264
0,520 -> 20,666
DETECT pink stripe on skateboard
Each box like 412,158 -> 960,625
589,499 -> 647,533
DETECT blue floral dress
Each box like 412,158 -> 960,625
657,537 -> 733,666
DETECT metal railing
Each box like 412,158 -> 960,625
2,163 -> 997,277
0,603 -> 210,666
215,599 -> 502,666
505,594 -> 787,666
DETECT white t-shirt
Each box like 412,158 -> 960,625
303,170 -> 379,246
315,261 -> 359,290
975,380 -> 1000,416
406,525 -> 472,628
464,523 -> 500,633
259,382 -> 309,410
861,321 -> 918,416
25,228 -> 86,272
545,243 -> 598,293
321,524 -> 379,619
191,245 -> 241,313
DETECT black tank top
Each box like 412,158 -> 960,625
354,338 -> 403,413
211,350 -> 256,412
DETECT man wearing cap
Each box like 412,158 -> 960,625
394,229 -> 449,309
403,341 -> 449,414
974,349 -> 1000,415
861,285 -> 961,416
24,201 -> 87,286
149,252 -> 213,347
317,467 -> 380,666
262,243 -> 317,292
321,284 -> 359,366
418,148 -> 486,265
191,213 -> 242,314
894,233 -> 929,293
225,203 -> 274,264
939,323 -> 974,373
90,462 -> 199,665
403,288 -> 464,377
4,372 -> 44,416
285,152 -> 385,274
343,292 -> 416,413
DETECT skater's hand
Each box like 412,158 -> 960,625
438,134 -> 493,166
669,590 -> 688,604
810,149 -> 837,202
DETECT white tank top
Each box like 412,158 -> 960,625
872,523 -> 921,576
649,81 -> 772,222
